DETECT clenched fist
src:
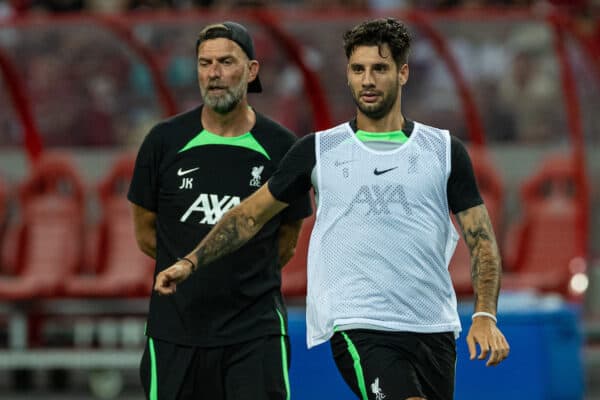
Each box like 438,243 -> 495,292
154,260 -> 194,295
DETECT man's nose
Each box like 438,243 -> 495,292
361,71 -> 375,87
208,63 -> 222,78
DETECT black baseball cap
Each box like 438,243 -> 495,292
196,21 -> 262,93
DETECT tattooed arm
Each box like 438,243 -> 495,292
456,204 -> 510,367
154,184 -> 289,294
455,204 -> 501,313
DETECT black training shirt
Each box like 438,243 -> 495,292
128,106 -> 312,346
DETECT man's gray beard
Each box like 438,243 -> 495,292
202,81 -> 246,114
203,90 -> 241,114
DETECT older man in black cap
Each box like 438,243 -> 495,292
129,21 -> 312,400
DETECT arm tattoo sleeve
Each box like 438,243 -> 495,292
456,204 -> 502,313
191,206 -> 262,269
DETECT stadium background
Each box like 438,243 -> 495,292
0,0 -> 599,398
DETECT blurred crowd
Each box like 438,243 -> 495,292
0,0 -> 598,148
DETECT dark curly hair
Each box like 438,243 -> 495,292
343,18 -> 412,66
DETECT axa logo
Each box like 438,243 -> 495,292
347,184 -> 412,216
180,193 -> 241,225
371,377 -> 386,400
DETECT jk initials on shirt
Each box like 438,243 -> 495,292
180,193 -> 241,225
179,178 -> 194,189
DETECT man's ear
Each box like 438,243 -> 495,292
399,63 -> 409,86
248,60 -> 260,83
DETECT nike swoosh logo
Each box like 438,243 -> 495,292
373,167 -> 398,175
177,167 -> 199,176
334,160 -> 354,167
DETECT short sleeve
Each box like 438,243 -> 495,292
279,192 -> 313,223
447,136 -> 483,214
268,134 -> 316,206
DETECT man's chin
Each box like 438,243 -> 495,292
204,96 -> 236,113
213,100 -> 239,114
358,105 -> 386,119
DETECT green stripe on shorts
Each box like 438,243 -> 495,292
340,331 -> 368,400
276,309 -> 291,400
148,337 -> 158,400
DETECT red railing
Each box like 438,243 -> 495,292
97,16 -> 178,118
255,11 -> 333,131
407,11 -> 487,147
0,48 -> 42,162
549,14 -> 590,257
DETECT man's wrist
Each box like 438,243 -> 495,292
177,257 -> 197,273
471,311 -> 497,323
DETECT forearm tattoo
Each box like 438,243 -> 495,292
192,207 -> 261,268
456,205 -> 501,313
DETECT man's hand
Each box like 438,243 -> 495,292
466,316 -> 510,367
154,261 -> 194,295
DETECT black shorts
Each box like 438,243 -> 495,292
140,334 -> 290,400
330,329 -> 456,400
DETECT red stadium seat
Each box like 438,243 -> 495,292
448,147 -> 505,297
0,175 -> 10,274
502,155 -> 584,296
65,153 -> 153,298
0,153 -> 85,300
0,226 -> 19,276
0,175 -> 7,228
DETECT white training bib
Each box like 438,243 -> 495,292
306,121 -> 461,348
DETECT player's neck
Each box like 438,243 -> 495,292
201,99 -> 255,137
356,104 -> 405,133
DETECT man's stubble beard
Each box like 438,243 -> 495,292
351,78 -> 399,120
